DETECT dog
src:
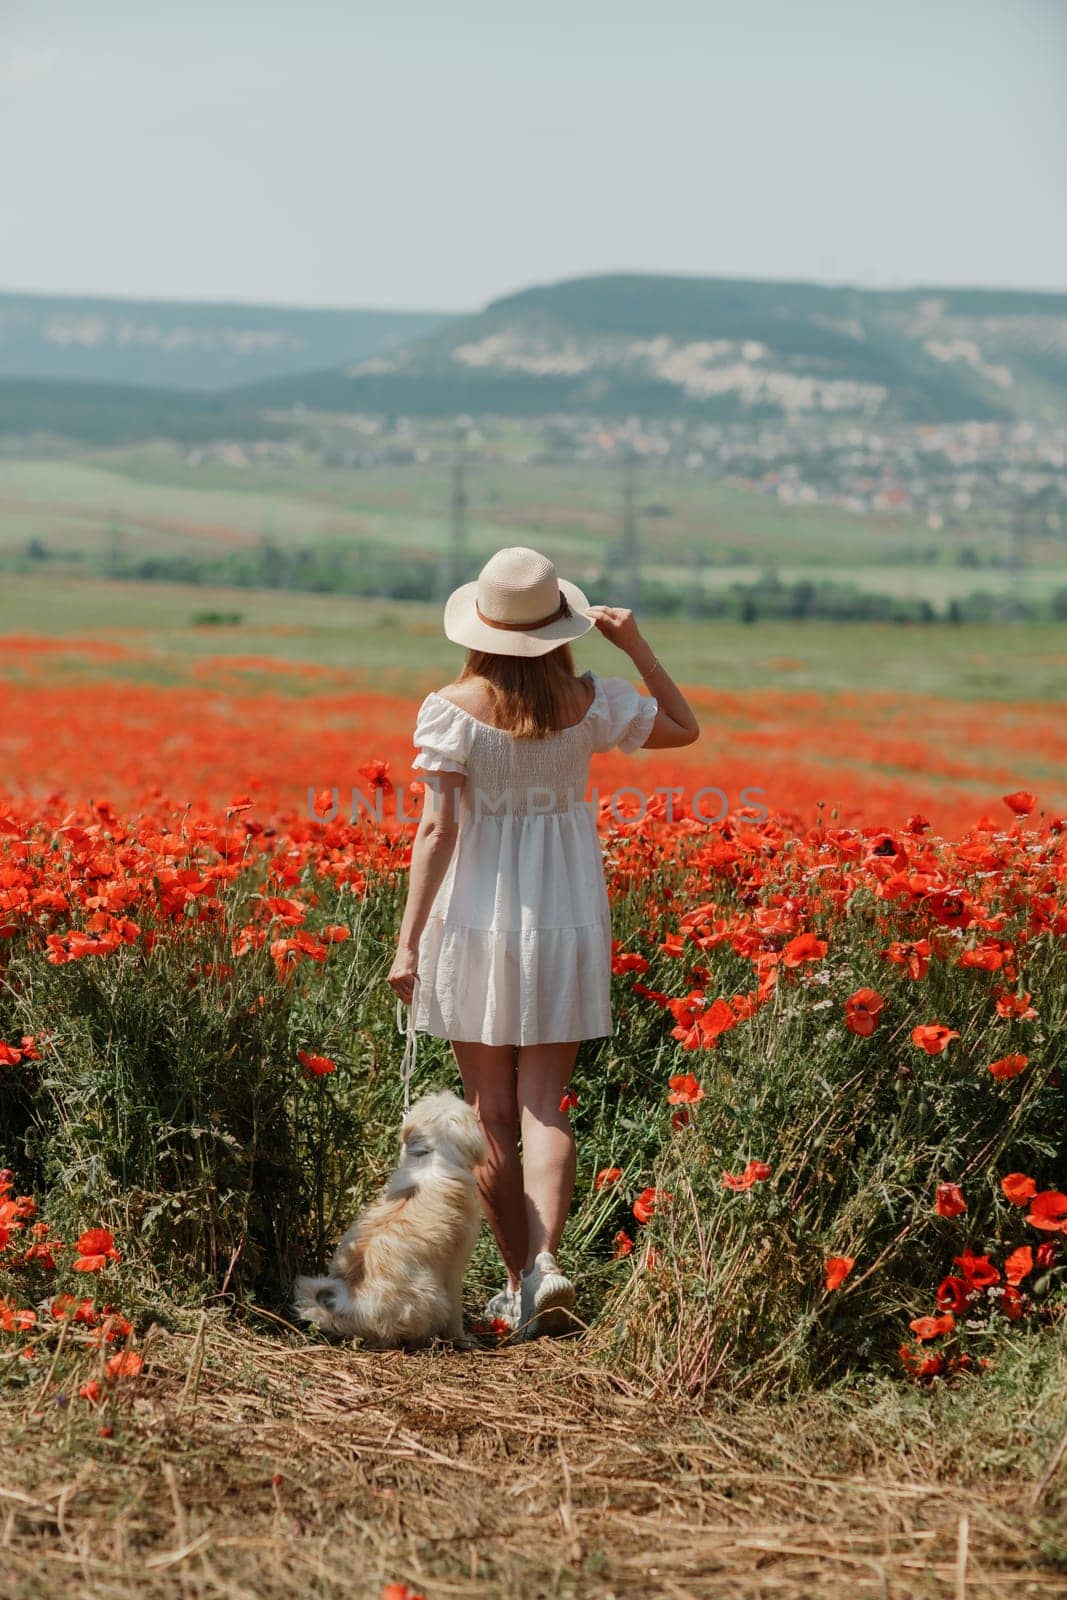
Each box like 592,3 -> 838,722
292,1089 -> 487,1348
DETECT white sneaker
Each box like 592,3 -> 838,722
484,1284 -> 520,1331
517,1252 -> 577,1340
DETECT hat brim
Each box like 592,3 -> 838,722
443,576 -> 596,657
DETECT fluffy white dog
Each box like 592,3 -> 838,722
292,1089 -> 487,1348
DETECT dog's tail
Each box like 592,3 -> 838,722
292,1274 -> 359,1340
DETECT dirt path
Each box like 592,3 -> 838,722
2,1321 -> 1064,1600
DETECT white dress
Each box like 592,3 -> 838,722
410,670 -> 659,1046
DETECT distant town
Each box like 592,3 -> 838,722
186,411 -> 1067,547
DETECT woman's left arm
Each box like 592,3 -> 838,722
387,771 -> 465,1004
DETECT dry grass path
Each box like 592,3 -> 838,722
2,1320 -> 1065,1599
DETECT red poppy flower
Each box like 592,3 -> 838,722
954,1250 -> 1000,1288
558,1088 -> 579,1113
632,981 -> 671,1008
632,1188 -> 671,1224
79,1379 -> 102,1405
75,1228 -> 119,1254
667,988 -> 706,1048
844,988 -> 885,1037
93,1312 -> 134,1346
612,950 -> 650,975
1001,1173 -> 1037,1206
0,1300 -> 36,1333
298,1050 -> 336,1077
722,1160 -> 772,1191
1026,1190 -> 1067,1232
358,760 -> 393,793
1004,1246 -> 1033,1286
882,938 -> 932,980
381,1585 -> 427,1600
781,933 -> 828,968
926,891 -> 975,930
909,1312 -> 955,1341
104,1350 -> 144,1380
51,1295 -> 98,1326
824,1255 -> 855,1291
594,1167 -> 622,1190
73,1228 -> 122,1272
958,941 -> 1012,973
667,1073 -> 704,1105
911,1023 -> 960,1055
21,1240 -> 57,1269
1036,1241 -> 1058,1269
867,831 -> 908,868
936,1275 -> 972,1313
698,997 -> 742,1047
988,1053 -> 1028,1081
612,1230 -> 634,1258
1002,790 -> 1036,816
993,990 -> 1037,1020
935,1183 -> 966,1218
900,1344 -> 945,1379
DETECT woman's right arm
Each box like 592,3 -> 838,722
388,771 -> 465,1004
585,605 -> 699,748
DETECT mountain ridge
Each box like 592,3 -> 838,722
248,272 -> 1067,425
2,273 -> 1066,434
0,291 -> 456,393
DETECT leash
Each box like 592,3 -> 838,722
395,973 -> 420,1115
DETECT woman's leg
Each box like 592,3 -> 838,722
516,1041 -> 580,1270
451,1041 -> 527,1290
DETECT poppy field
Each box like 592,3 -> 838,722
0,585 -> 1066,1599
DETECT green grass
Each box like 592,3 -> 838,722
4,443 -> 1057,602
77,444 -> 991,571
2,570 -> 1066,700
0,457 -> 359,551
656,559 -> 1067,604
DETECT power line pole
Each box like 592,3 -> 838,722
1001,490 -> 1029,622
686,542 -> 707,619
440,428 -> 468,598
105,517 -> 123,578
619,449 -> 642,611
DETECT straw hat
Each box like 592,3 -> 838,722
443,547 -> 596,657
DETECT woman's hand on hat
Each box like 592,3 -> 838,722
586,605 -> 644,657
388,943 -> 420,1005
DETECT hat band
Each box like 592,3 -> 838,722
474,593 -> 572,631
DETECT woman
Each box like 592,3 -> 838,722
387,546 -> 699,1338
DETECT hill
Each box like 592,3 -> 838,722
0,291 -> 455,392
0,377 -> 287,445
247,273 -> 1067,424
2,275 -> 1066,442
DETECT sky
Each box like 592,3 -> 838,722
3,0 -> 1066,311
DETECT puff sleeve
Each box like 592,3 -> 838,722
411,693 -> 474,775
586,673 -> 658,755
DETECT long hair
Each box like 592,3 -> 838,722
458,643 -> 578,739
